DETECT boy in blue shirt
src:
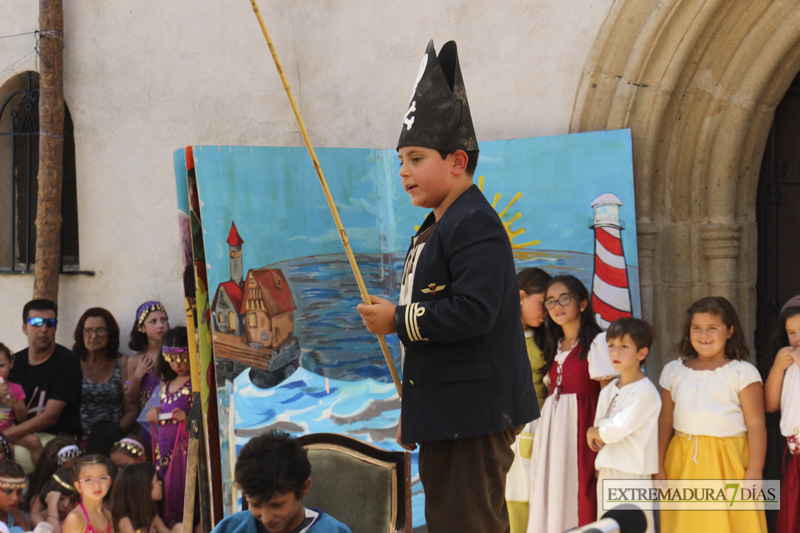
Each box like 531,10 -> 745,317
212,431 -> 350,533
358,40 -> 538,532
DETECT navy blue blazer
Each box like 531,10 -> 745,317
395,184 -> 539,443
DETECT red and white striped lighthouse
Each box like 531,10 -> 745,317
589,193 -> 632,329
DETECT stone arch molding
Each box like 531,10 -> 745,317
570,0 -> 800,370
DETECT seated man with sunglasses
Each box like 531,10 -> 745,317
4,299 -> 82,472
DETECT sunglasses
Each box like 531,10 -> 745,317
27,317 -> 58,328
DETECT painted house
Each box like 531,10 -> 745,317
243,268 -> 296,350
213,280 -> 244,336
210,221 -> 297,368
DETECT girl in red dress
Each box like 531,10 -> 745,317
527,275 -> 617,533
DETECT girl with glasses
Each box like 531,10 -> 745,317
527,275 -> 617,533
63,455 -> 114,533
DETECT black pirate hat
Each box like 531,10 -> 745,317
397,40 -> 478,153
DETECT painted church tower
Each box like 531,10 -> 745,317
589,193 -> 633,329
227,221 -> 244,286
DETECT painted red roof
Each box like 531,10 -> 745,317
212,280 -> 245,314
248,268 -> 297,316
226,221 -> 244,247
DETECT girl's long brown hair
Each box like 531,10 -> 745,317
517,268 -> 552,355
26,437 -> 79,509
38,467 -> 79,507
678,296 -> 748,360
110,463 -> 160,531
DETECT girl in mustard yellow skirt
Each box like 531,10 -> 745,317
506,268 -> 552,533
656,297 -> 766,533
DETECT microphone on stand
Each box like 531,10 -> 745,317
562,504 -> 647,533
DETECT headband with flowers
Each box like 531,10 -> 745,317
136,301 -> 167,326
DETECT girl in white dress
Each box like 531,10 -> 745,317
657,296 -> 766,533
764,295 -> 800,533
527,275 -> 617,533
506,267 -> 551,533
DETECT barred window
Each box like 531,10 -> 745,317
0,71 -> 79,273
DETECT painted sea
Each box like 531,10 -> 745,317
216,250 -> 640,530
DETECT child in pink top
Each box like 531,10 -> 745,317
0,343 -> 41,462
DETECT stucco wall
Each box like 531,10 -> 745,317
0,1 -> 614,352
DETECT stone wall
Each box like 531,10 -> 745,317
570,0 -> 800,380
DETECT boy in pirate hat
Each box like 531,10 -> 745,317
358,40 -> 538,532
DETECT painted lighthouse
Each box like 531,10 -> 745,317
589,193 -> 633,329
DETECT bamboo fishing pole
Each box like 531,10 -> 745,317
249,0 -> 402,397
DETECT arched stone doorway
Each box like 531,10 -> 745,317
571,0 -> 800,379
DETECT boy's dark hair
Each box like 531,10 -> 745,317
73,307 -> 121,361
606,317 -> 653,354
23,298 -> 58,321
110,463 -> 160,531
235,431 -> 311,505
437,149 -> 479,176
38,467 -> 79,507
678,296 -> 748,360
517,267 -> 552,353
541,275 -> 602,375
157,327 -> 189,381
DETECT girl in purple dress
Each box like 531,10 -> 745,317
146,328 -> 191,528
125,302 -> 169,412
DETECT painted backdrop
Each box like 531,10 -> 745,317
181,128 -> 639,529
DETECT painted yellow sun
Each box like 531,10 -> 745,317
478,175 -> 540,249
412,175 -> 540,250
